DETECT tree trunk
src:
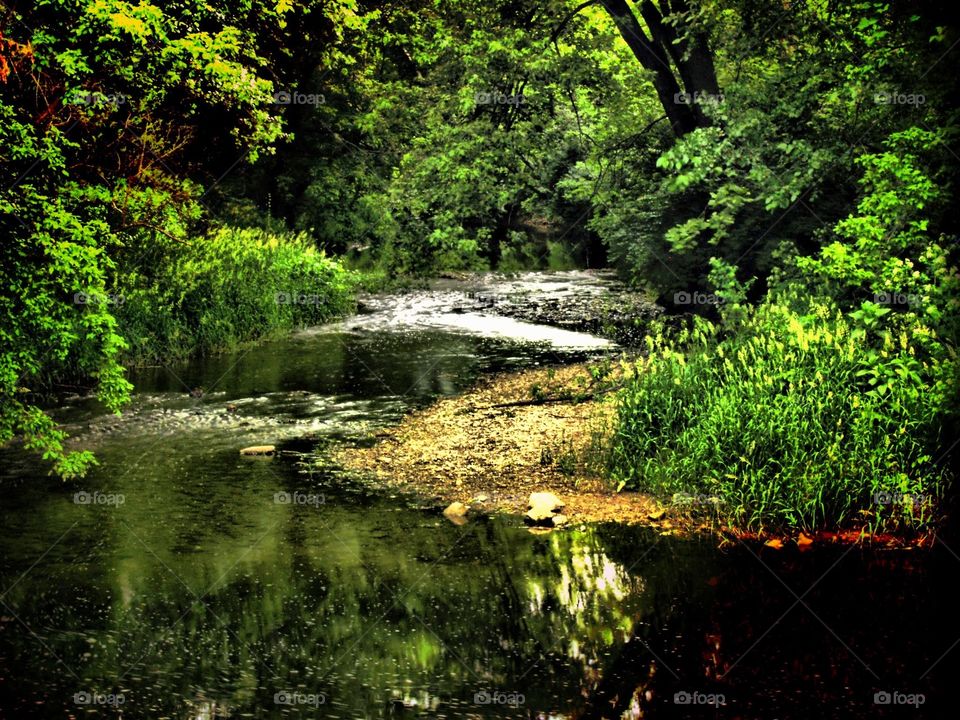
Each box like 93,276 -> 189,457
640,0 -> 720,126
599,0 -> 718,136
654,0 -> 719,95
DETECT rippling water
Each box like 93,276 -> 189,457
0,272 -> 955,718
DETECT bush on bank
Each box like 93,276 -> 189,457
609,130 -> 958,534
1,225 -> 355,479
608,291 -> 953,534
117,227 -> 356,364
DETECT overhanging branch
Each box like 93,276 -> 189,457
550,0 -> 601,46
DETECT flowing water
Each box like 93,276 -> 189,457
0,271 -> 956,718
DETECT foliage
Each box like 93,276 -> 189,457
594,1 -> 957,297
610,292 -> 950,533
0,0 -> 358,476
596,2 -> 958,534
610,125 -> 958,532
117,228 -> 357,363
796,128 -> 957,324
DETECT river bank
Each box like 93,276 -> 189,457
333,363 -> 674,526
333,360 -> 940,548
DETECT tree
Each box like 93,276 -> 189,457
0,0 -> 358,476
596,0 -> 720,135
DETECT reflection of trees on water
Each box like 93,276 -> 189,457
9,471 -> 941,720
0,461 -> 696,718
121,329 -> 488,404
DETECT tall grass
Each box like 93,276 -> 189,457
116,227 -> 356,363
609,294 -> 951,533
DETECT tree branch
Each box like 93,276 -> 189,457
550,0 -> 601,46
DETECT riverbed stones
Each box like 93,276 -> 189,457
443,501 -> 469,525
240,445 -> 275,456
525,491 -> 566,527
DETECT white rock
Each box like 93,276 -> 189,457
525,506 -> 555,523
443,502 -> 469,524
528,491 -> 564,512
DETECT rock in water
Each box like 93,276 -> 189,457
525,491 -> 566,526
240,445 -> 276,456
443,501 -> 469,525
528,492 -> 565,512
525,505 -> 555,523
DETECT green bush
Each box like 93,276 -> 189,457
0,0 -> 301,477
609,290 -> 953,533
117,228 -> 356,363
609,127 -> 957,535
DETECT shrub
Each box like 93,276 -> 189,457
609,290 -> 952,533
117,228 -> 356,363
609,127 -> 957,535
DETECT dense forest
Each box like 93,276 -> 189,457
3,0 -> 959,526
3,2 -> 960,718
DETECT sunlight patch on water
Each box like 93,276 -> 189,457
406,311 -> 613,348
330,303 -> 613,349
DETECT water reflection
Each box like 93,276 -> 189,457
0,449 -> 678,718
1,455 -> 956,719
1,275 -> 956,718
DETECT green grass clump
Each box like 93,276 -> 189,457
609,294 -> 952,534
116,227 -> 357,363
